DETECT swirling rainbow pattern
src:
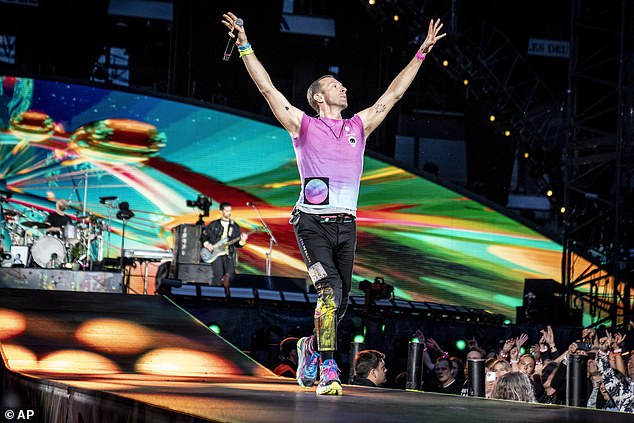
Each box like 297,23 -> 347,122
0,76 -> 597,321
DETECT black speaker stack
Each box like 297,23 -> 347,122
515,278 -> 582,326
171,224 -> 213,284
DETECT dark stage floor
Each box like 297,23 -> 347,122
0,288 -> 631,422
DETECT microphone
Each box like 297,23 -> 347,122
223,18 -> 244,61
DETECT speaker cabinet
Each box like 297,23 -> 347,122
178,263 -> 214,284
173,224 -> 202,264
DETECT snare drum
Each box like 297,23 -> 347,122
31,236 -> 66,268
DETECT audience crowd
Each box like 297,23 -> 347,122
270,321 -> 634,413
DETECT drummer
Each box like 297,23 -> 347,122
45,199 -> 72,235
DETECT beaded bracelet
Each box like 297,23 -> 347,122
237,43 -> 251,51
415,51 -> 426,61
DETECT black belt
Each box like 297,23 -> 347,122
318,214 -> 355,224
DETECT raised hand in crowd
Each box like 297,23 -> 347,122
426,337 -> 444,354
515,333 -> 529,350
540,325 -> 557,352
499,338 -> 515,359
467,336 -> 479,350
581,327 -> 598,346
415,330 -> 435,371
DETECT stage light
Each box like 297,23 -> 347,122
560,206 -> 566,213
504,130 -> 511,137
410,336 -> 420,343
455,339 -> 467,351
442,60 -> 449,67
353,334 -> 365,343
208,323 -> 221,335
116,201 -> 134,220
503,318 -> 512,325
546,189 -> 553,197
489,114 -> 496,122
393,15 -> 399,22
368,0 -> 375,4
523,152 -> 529,159
463,79 -> 469,86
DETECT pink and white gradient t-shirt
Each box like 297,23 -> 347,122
292,113 -> 366,216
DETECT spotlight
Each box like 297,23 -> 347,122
393,14 -> 399,22
99,196 -> 117,204
546,189 -> 553,197
455,339 -> 467,351
359,277 -> 394,313
442,60 -> 449,67
489,114 -> 496,122
523,152 -> 530,159
116,201 -> 134,220
186,194 -> 211,217
504,130 -> 511,137
359,277 -> 394,300
560,206 -> 566,214
208,323 -> 221,335
353,334 -> 365,343
503,318 -> 512,325
463,79 -> 469,86
368,0 -> 375,4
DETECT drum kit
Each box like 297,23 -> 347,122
1,209 -> 105,270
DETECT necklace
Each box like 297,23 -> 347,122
318,117 -> 347,140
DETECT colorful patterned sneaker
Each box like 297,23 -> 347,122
296,336 -> 320,388
316,359 -> 343,395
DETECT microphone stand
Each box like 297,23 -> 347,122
248,203 -> 277,276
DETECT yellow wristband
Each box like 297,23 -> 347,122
239,48 -> 254,57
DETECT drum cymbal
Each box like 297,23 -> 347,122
21,221 -> 51,229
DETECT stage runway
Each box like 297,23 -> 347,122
0,288 -> 631,422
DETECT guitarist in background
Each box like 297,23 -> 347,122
200,202 -> 248,288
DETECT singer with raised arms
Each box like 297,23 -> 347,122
221,11 -> 445,396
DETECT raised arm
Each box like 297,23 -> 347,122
222,12 -> 303,137
357,19 -> 445,137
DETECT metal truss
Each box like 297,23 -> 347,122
360,0 -> 633,327
563,0 -> 634,328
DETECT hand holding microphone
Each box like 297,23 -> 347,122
221,12 -> 246,61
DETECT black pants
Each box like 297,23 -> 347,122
211,254 -> 235,284
292,211 -> 356,352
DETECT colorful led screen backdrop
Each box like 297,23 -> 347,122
0,76 -> 593,320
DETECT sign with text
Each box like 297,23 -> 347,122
527,38 -> 570,58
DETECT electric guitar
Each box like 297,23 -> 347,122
200,227 -> 263,264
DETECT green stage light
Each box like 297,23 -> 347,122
410,337 -> 420,343
455,339 -> 467,351
353,334 -> 365,343
208,324 -> 221,335
503,319 -> 512,325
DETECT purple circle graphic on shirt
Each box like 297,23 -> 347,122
305,179 -> 328,204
